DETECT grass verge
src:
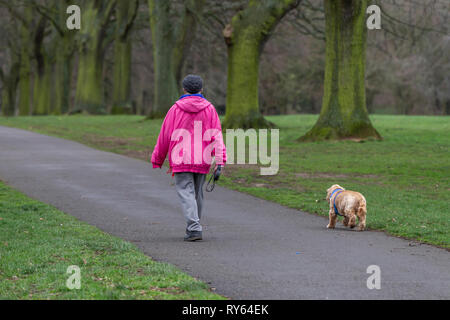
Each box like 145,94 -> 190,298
0,181 -> 224,299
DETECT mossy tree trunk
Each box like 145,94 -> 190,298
75,47 -> 105,114
32,16 -> 51,115
111,0 -> 138,115
222,0 -> 300,129
17,5 -> 32,116
32,62 -> 52,116
52,0 -> 76,115
299,0 -> 381,141
12,0 -> 75,115
74,0 -> 116,114
54,35 -> 74,115
147,0 -> 205,118
0,1 -> 36,116
0,59 -> 20,117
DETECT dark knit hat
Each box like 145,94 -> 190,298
182,74 -> 203,94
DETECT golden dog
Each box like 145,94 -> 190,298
326,184 -> 366,231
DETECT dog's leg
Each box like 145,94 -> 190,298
345,208 -> 357,229
349,215 -> 357,228
327,209 -> 337,229
356,205 -> 367,231
343,216 -> 349,226
357,213 -> 366,231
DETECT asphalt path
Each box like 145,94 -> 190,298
0,125 -> 448,299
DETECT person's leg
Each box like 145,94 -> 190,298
174,172 -> 202,233
193,173 -> 206,220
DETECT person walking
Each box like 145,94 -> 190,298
151,75 -> 227,241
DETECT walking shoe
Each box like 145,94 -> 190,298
184,231 -> 202,241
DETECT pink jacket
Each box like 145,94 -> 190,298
151,94 -> 227,174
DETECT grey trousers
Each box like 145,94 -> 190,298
174,172 -> 206,233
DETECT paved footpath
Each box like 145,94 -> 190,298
0,125 -> 448,299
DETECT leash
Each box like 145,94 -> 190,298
205,165 -> 222,192
329,188 -> 344,216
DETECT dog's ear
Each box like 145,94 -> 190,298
326,184 -> 342,202
326,184 -> 339,193
326,185 -> 335,193
326,185 -> 335,202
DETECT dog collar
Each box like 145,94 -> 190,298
330,188 -> 344,216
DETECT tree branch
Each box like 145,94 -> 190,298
30,0 -> 65,37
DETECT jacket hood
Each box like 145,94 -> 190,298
175,95 -> 211,113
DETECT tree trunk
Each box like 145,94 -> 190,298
111,0 -> 138,114
1,87 -> 15,117
111,36 -> 132,114
17,5 -> 32,116
54,36 -> 74,114
32,17 -> 51,115
223,25 -> 268,129
17,50 -> 31,116
75,47 -> 105,114
1,61 -> 20,117
74,1 -> 116,114
223,0 -> 300,129
147,0 -> 204,118
32,61 -> 51,115
299,0 -> 381,141
53,0 -> 75,115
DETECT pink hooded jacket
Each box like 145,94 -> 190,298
151,94 -> 227,174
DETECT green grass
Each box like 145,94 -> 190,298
0,114 -> 449,248
0,181 -> 224,299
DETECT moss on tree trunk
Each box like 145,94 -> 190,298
53,1 -> 75,115
147,0 -> 176,117
147,0 -> 204,118
299,0 -> 381,142
222,24 -> 272,129
74,1 -> 116,114
32,62 -> 51,115
222,0 -> 299,129
111,0 -> 138,114
32,17 -> 51,116
54,36 -> 74,115
111,38 -> 132,114
1,60 -> 20,117
1,86 -> 16,117
17,54 -> 31,116
17,5 -> 32,116
75,49 -> 105,114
